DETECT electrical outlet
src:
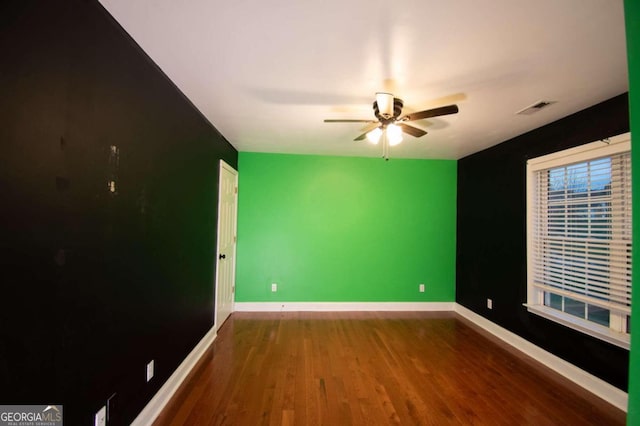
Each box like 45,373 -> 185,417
419,283 -> 425,293
487,298 -> 493,310
146,360 -> 154,382
271,283 -> 277,292
94,406 -> 106,426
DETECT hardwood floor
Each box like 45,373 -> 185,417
153,312 -> 625,425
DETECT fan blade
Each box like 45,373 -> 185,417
354,131 -> 369,141
399,123 -> 427,138
360,122 -> 381,133
355,125 -> 382,141
324,119 -> 376,123
401,105 -> 458,122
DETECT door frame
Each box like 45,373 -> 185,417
214,159 -> 238,330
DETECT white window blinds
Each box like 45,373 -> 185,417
529,148 -> 632,314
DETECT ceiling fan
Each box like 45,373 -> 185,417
324,92 -> 459,159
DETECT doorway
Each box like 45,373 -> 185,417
215,160 -> 238,330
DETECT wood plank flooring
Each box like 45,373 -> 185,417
153,312 -> 625,425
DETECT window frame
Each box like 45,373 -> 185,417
525,132 -> 631,349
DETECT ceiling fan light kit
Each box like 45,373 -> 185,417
324,92 -> 459,159
366,127 -> 383,144
386,123 -> 403,146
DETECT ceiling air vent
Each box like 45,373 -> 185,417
516,100 -> 556,115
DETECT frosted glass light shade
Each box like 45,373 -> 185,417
376,92 -> 394,118
366,127 -> 382,144
387,124 -> 403,146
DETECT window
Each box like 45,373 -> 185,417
526,133 -> 632,349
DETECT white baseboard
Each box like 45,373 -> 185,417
234,301 -> 456,312
131,326 -> 218,426
454,303 -> 628,412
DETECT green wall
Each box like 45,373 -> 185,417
626,0 -> 639,422
236,153 -> 457,302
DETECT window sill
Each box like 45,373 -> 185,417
524,304 -> 630,350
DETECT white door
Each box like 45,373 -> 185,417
215,160 -> 238,330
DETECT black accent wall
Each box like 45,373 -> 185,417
457,94 -> 630,390
0,1 -> 237,424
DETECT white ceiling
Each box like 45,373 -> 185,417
99,0 -> 628,160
